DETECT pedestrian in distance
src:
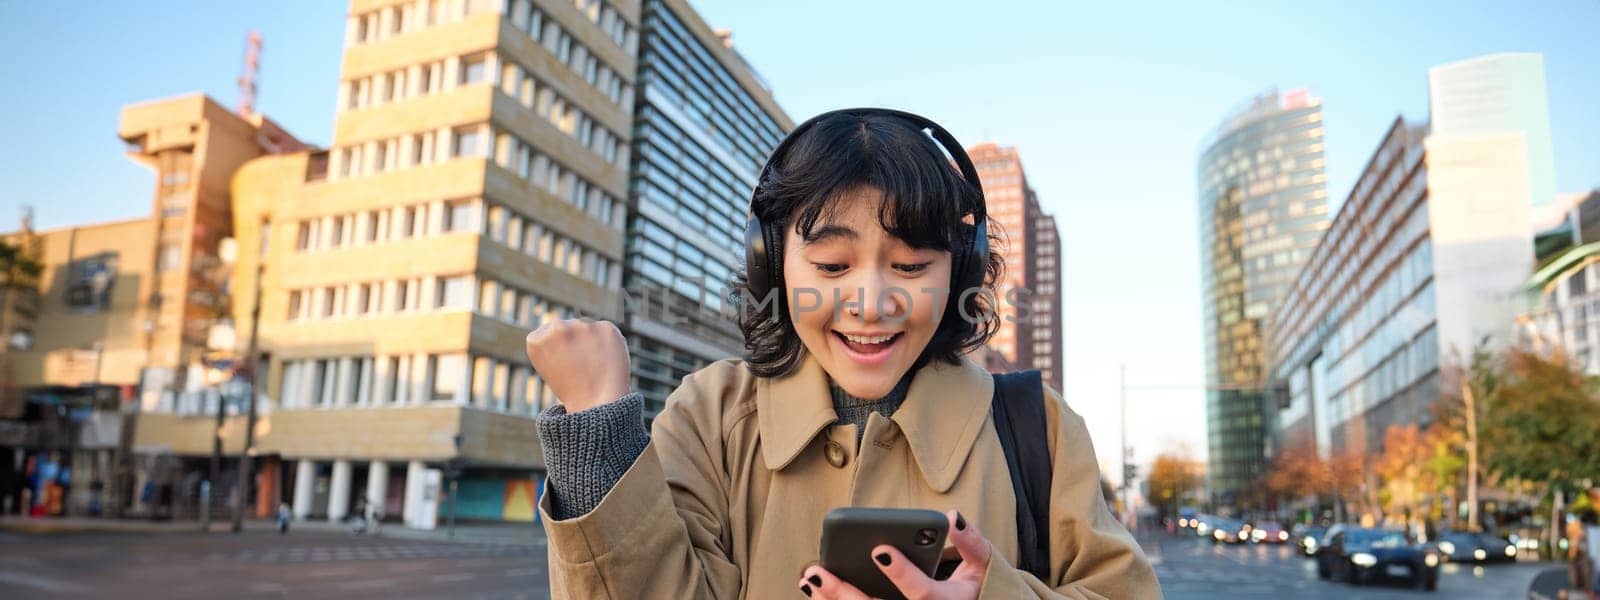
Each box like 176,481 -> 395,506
525,109 -> 1159,599
277,502 -> 291,534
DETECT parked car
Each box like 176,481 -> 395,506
1316,525 -> 1439,590
1435,531 -> 1517,563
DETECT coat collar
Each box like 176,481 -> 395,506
756,352 -> 994,492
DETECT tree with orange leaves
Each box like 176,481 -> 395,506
1146,451 -> 1204,522
1374,424 -> 1434,528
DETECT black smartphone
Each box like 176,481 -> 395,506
819,507 -> 949,600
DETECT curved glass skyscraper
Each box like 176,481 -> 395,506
1196,89 -> 1329,507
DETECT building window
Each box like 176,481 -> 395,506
453,126 -> 485,158
444,199 -> 475,232
328,218 -> 344,248
477,279 -> 497,314
472,356 -> 493,406
287,290 -> 303,321
493,362 -> 510,411
438,276 -> 472,310
431,353 -> 465,402
365,211 -> 382,243
461,54 -> 489,85
157,243 -> 182,272
323,286 -> 339,318
381,356 -> 400,405
313,359 -> 334,406
354,284 -> 371,316
393,280 -> 410,312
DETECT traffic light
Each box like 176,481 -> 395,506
1123,464 -> 1138,486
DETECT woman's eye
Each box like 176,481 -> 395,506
894,262 -> 931,274
813,263 -> 847,274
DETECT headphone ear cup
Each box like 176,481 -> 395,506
955,219 -> 989,298
745,215 -> 770,301
763,219 -> 785,304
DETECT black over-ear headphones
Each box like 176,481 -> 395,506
743,108 -> 989,308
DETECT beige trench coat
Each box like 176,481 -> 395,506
539,353 -> 1162,599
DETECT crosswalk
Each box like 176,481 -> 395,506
211,541 -> 541,564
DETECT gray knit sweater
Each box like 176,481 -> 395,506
535,377 -> 912,520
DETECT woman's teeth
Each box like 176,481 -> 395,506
842,333 -> 895,344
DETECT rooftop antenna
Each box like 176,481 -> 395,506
237,31 -> 261,118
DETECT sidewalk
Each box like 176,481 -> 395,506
0,514 -> 343,535
0,514 -> 547,546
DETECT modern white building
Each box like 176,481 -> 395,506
1428,52 -> 1557,208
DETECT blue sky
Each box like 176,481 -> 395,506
2,1 -> 1597,478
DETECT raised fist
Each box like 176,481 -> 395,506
524,319 -> 632,414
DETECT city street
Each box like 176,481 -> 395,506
0,528 -> 551,599
1149,531 -> 1556,599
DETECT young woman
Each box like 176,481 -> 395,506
526,109 -> 1159,599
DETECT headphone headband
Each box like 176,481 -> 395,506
749,108 -> 984,215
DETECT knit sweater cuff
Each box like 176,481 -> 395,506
534,392 -> 650,520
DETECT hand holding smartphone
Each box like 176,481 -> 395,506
819,507 -> 949,600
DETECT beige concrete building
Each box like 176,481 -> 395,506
0,94 -> 301,517
205,0 -> 640,525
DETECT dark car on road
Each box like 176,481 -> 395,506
1294,524 -> 1327,557
1315,525 -> 1440,590
1251,521 -> 1290,544
1209,518 -> 1248,544
1434,531 -> 1517,563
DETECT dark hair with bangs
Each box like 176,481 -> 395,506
731,111 -> 1004,378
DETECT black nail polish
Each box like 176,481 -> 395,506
875,552 -> 892,566
808,575 -> 822,587
955,513 -> 967,531
800,583 -> 812,596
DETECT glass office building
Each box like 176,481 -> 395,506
1196,89 -> 1329,505
625,0 -> 791,414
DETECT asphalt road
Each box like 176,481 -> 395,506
2,525 -> 1566,599
1148,531 -> 1557,599
0,528 -> 551,599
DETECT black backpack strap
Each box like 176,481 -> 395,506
990,370 -> 1051,582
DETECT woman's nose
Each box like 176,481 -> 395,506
844,272 -> 908,323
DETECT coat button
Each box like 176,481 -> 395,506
824,441 -> 848,468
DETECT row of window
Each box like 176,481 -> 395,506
340,55 -> 626,171
279,352 -> 559,416
482,199 -> 620,287
344,51 -> 627,166
329,122 -> 623,229
284,272 -> 583,330
294,199 -> 467,253
505,0 -> 630,106
496,53 -> 627,164
286,275 -> 472,321
347,0 -> 495,46
490,127 -> 623,226
330,124 -> 477,178
348,0 -> 632,112
289,195 -> 615,290
561,0 -> 633,50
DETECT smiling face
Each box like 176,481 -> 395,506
782,187 -> 953,400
